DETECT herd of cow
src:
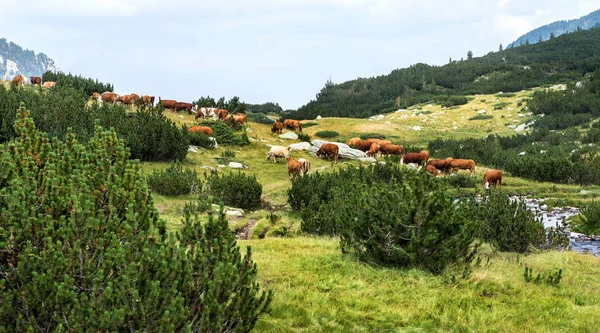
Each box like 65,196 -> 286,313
264,133 -> 502,189
10,75 -> 56,88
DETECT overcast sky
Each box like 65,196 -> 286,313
1,0 -> 598,109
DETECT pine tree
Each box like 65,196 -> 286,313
0,105 -> 271,331
499,43 -> 503,52
449,57 -> 452,63
538,35 -> 543,43
550,32 -> 556,39
467,50 -> 473,60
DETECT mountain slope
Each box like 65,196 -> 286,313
0,38 -> 58,80
292,27 -> 600,120
508,9 -> 600,47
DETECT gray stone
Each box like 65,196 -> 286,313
188,145 -> 198,153
316,115 -> 322,120
279,132 -> 298,140
288,142 -> 312,151
209,137 -> 218,148
228,162 -> 244,169
311,140 -> 368,160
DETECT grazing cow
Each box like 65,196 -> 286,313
91,92 -> 100,101
11,75 -> 26,88
271,121 -> 284,134
366,143 -> 379,158
347,137 -> 362,148
355,141 -> 375,152
41,81 -> 56,88
194,107 -> 219,120
101,92 -> 118,103
30,76 -> 42,85
175,102 -> 193,114
160,99 -> 178,111
130,93 -> 141,104
188,125 -> 213,136
315,143 -> 339,164
287,157 -> 303,179
420,150 -> 430,163
232,114 -> 247,125
483,170 -> 502,189
265,145 -> 291,163
283,119 -> 302,132
141,95 -> 155,107
379,143 -> 404,157
402,152 -> 427,166
450,159 -> 476,176
425,164 -> 438,177
427,158 -> 453,175
117,94 -> 135,106
217,108 -> 229,120
365,138 -> 392,146
298,158 -> 311,175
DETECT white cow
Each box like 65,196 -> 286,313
298,158 -> 310,175
265,146 -> 291,163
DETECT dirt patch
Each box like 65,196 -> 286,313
235,219 -> 257,240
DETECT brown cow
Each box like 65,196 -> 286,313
175,102 -> 193,114
427,159 -> 453,175
188,125 -> 213,136
366,143 -> 379,158
420,150 -> 430,163
298,158 -> 311,175
101,92 -> 118,103
130,93 -> 141,103
425,164 -> 438,177
287,157 -> 303,179
217,109 -> 229,120
11,75 -> 26,88
365,138 -> 392,146
41,81 -> 56,88
271,121 -> 284,134
450,159 -> 476,176
283,119 -> 302,132
234,113 -> 247,124
483,170 -> 502,189
141,95 -> 155,107
160,99 -> 178,111
91,92 -> 100,101
347,137 -> 362,148
379,143 -> 404,158
315,143 -> 339,164
30,76 -> 42,85
355,141 -> 375,152
402,152 -> 427,165
117,94 -> 134,106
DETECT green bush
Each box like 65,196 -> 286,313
298,132 -> 311,142
359,132 -> 386,140
494,102 -> 509,110
583,128 -> 600,143
438,95 -> 468,107
442,174 -> 477,188
198,120 -> 250,146
247,111 -> 275,124
205,170 -> 262,210
496,92 -> 516,98
460,192 -> 546,252
302,122 -> 319,129
575,200 -> 600,235
315,130 -> 339,138
0,107 -> 271,331
469,114 -> 494,120
147,162 -> 201,196
188,130 -> 216,149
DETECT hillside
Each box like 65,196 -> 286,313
293,26 -> 600,120
508,9 -> 600,48
0,38 -> 58,80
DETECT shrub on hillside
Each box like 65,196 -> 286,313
247,111 -> 275,124
359,132 -> 386,140
442,174 -> 477,188
188,130 -> 216,148
198,120 -> 250,146
302,122 -> 318,129
582,128 -> 600,143
298,132 -> 311,142
438,95 -> 468,107
469,114 -> 493,120
147,162 -> 201,196
205,170 -> 262,210
460,192 -> 546,252
494,102 -> 509,110
496,92 -> 516,98
0,106 -> 271,331
315,130 -> 339,138
575,201 -> 600,235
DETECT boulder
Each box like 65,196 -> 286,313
228,162 -> 244,169
316,115 -> 322,120
209,137 -> 218,148
279,132 -> 298,140
288,142 -> 312,151
477,110 -> 486,114
411,126 -> 422,131
311,140 -> 369,160
515,124 -> 528,132
188,145 -> 198,153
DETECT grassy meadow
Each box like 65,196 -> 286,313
137,89 -> 600,332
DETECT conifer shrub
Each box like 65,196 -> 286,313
442,174 -> 477,188
315,130 -> 339,138
359,132 -> 386,140
147,162 -> 201,196
198,120 -> 250,146
469,114 -> 494,120
302,122 -> 318,129
460,192 -> 546,252
496,92 -> 516,98
246,111 -> 274,124
188,130 -> 216,149
297,132 -> 311,142
0,106 -> 271,331
574,200 -> 600,235
205,170 -> 262,210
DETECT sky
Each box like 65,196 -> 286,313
0,0 -> 598,110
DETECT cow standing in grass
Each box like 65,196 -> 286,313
483,170 -> 502,189
265,146 -> 291,163
298,158 -> 311,175
315,143 -> 339,164
450,159 -> 476,176
272,121 -> 284,134
287,157 -> 303,179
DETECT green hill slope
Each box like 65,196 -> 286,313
293,27 -> 600,120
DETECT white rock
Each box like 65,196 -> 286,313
279,132 -> 298,140
518,151 -> 526,156
453,126 -> 459,130
316,115 -> 322,120
515,124 -> 528,132
226,210 -> 244,218
411,126 -> 422,131
508,125 -> 517,129
260,139 -> 269,143
376,115 -> 384,120
188,145 -> 198,153
209,137 -> 218,148
288,142 -> 312,151
228,162 -> 244,169
311,140 -> 368,160
395,109 -> 407,113
477,110 -> 486,114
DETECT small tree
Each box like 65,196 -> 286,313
467,50 -> 473,60
499,43 -> 503,52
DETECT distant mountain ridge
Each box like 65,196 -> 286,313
508,9 -> 600,47
0,38 -> 59,80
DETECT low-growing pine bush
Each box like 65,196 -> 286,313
315,130 -> 339,138
359,132 -> 386,140
147,162 -> 201,196
198,120 -> 250,146
575,200 -> 600,235
442,174 -> 477,188
188,130 -> 216,149
298,132 -> 311,142
205,170 -> 262,210
302,122 -> 318,129
247,111 -> 275,124
469,114 -> 494,120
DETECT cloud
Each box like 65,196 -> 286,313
497,0 -> 510,8
1,0 -> 158,17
